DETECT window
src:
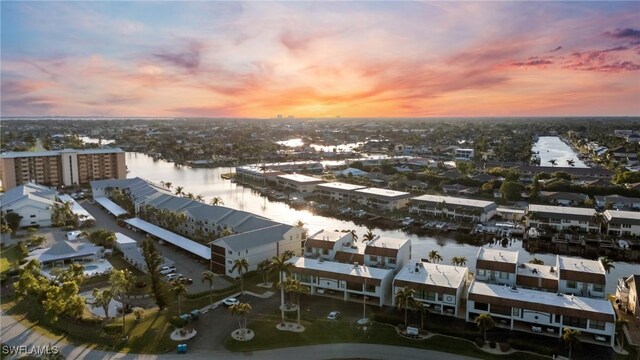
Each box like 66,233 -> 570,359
388,258 -> 396,264
593,284 -> 604,292
512,308 -> 520,316
477,269 -> 486,276
563,316 -> 587,329
299,273 -> 311,283
322,249 -> 329,255
30,215 -> 36,218
306,247 -> 312,253
246,249 -> 248,254
228,250 -> 232,255
589,320 -> 606,330
425,291 -> 437,301
227,260 -> 232,264
567,281 -> 577,289
474,302 -> 489,311
622,224 -> 631,229
499,272 -> 509,279
370,256 -> 380,263
365,284 -> 376,293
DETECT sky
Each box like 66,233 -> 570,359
1,1 -> 639,118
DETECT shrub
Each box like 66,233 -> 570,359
489,341 -> 496,349
370,313 -> 403,326
169,316 -> 186,329
475,338 -> 485,347
499,342 -> 511,352
103,323 -> 122,335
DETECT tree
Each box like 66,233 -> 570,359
616,318 -> 628,349
549,159 -> 557,167
110,269 -> 135,337
289,279 -> 309,327
500,181 -> 522,201
282,250 -> 295,261
171,281 -> 187,315
395,287 -> 418,328
600,257 -> 615,274
272,254 -> 293,325
428,250 -> 443,264
229,302 -> 252,331
201,270 -> 217,305
562,327 -> 581,360
529,258 -> 544,265
3,212 -> 23,234
232,258 -> 249,294
210,196 -> 224,206
164,181 -> 172,190
175,186 -> 184,196
256,260 -> 273,284
349,229 -> 359,243
362,228 -> 376,243
475,313 -> 495,342
451,256 -> 467,266
141,238 -> 167,309
91,287 -> 113,323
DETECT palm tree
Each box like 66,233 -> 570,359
229,302 -> 252,331
110,269 -> 135,337
529,258 -> 544,265
272,254 -> 293,325
567,159 -> 575,167
290,280 -> 309,327
362,228 -> 376,243
164,181 -> 173,190
616,318 -> 629,349
175,186 -> 184,196
549,159 -> 557,167
428,250 -> 443,264
282,250 -> 295,261
562,327 -> 581,360
171,281 -> 187,315
195,194 -> 205,203
231,258 -> 249,294
475,313 -> 495,342
256,260 -> 273,284
210,197 -> 224,206
394,286 -> 418,328
600,257 -> 615,274
451,256 -> 467,266
349,229 -> 359,243
201,270 -> 217,305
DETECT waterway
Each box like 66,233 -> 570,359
277,138 -> 364,153
532,136 -> 588,168
125,152 -> 633,293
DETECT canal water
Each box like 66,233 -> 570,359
532,136 -> 588,168
125,152 -> 634,293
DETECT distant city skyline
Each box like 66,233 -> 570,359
1,1 -> 639,118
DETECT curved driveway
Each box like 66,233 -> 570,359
1,311 -> 478,360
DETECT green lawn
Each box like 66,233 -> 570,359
224,319 -> 548,360
0,244 -> 26,274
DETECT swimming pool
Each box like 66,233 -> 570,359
84,265 -> 99,271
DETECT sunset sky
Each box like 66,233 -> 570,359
1,1 -> 639,118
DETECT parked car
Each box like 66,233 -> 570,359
159,266 -> 176,275
166,273 -> 179,281
177,276 -> 193,284
327,311 -> 341,320
222,297 -> 240,306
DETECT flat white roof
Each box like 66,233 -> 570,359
94,197 -> 128,217
412,194 -> 496,209
469,281 -> 614,315
115,232 -> 137,245
367,236 -> 408,250
354,187 -> 410,198
604,209 -> 640,221
124,218 -> 210,260
308,230 -> 349,242
528,204 -> 596,217
517,263 -> 558,280
477,248 -> 518,264
497,207 -> 526,214
395,262 -> 467,289
317,182 -> 367,191
557,256 -> 605,275
277,173 -> 324,183
288,256 -> 392,280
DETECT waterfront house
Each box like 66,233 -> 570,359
604,209 -> 640,237
475,248 -> 518,286
409,195 -> 497,222
352,188 -> 412,211
516,262 -> 559,293
314,182 -> 367,202
526,204 -> 599,233
287,256 -> 394,307
393,261 -> 468,316
516,165 -> 613,183
363,236 -> 411,273
304,230 -> 354,261
276,173 -> 325,193
466,281 -> 616,347
556,256 -> 606,298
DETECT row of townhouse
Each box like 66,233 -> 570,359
409,194 -> 498,223
314,182 -> 412,211
91,178 -> 306,277
468,248 -> 615,347
526,204 -> 640,236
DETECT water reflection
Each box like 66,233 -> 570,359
532,136 -> 588,168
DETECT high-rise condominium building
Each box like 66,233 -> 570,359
0,148 -> 126,190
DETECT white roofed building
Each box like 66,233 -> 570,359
353,188 -> 412,211
410,195 -> 497,222
526,204 -> 599,233
315,182 -> 367,202
604,209 -> 640,237
475,248 -> 519,286
0,183 -> 59,227
276,173 -> 325,193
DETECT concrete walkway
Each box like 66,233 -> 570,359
1,311 -> 478,360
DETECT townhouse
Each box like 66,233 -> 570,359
595,195 -> 640,211
475,248 -> 518,286
364,236 -> 411,272
314,182 -> 366,202
410,195 -> 498,223
526,204 -> 599,233
538,192 -> 589,206
557,257 -> 606,298
0,183 -> 59,227
515,165 -> 613,183
304,230 -> 354,261
393,261 -> 468,316
604,210 -> 640,237
276,173 -> 325,193
352,188 -> 412,211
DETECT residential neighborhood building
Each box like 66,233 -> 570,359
276,173 -> 324,193
0,148 -> 126,189
454,148 -> 474,160
474,248 -> 518,286
287,256 -> 394,307
557,256 -> 606,298
27,241 -> 104,268
314,182 -> 366,202
393,261 -> 468,316
616,275 -> 640,316
515,165 -> 613,183
304,230 -> 355,261
0,183 -> 58,227
352,188 -> 412,211
526,204 -> 599,233
595,195 -> 640,211
410,195 -> 497,222
363,236 -> 411,273
538,191 -> 589,206
603,210 -> 640,237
